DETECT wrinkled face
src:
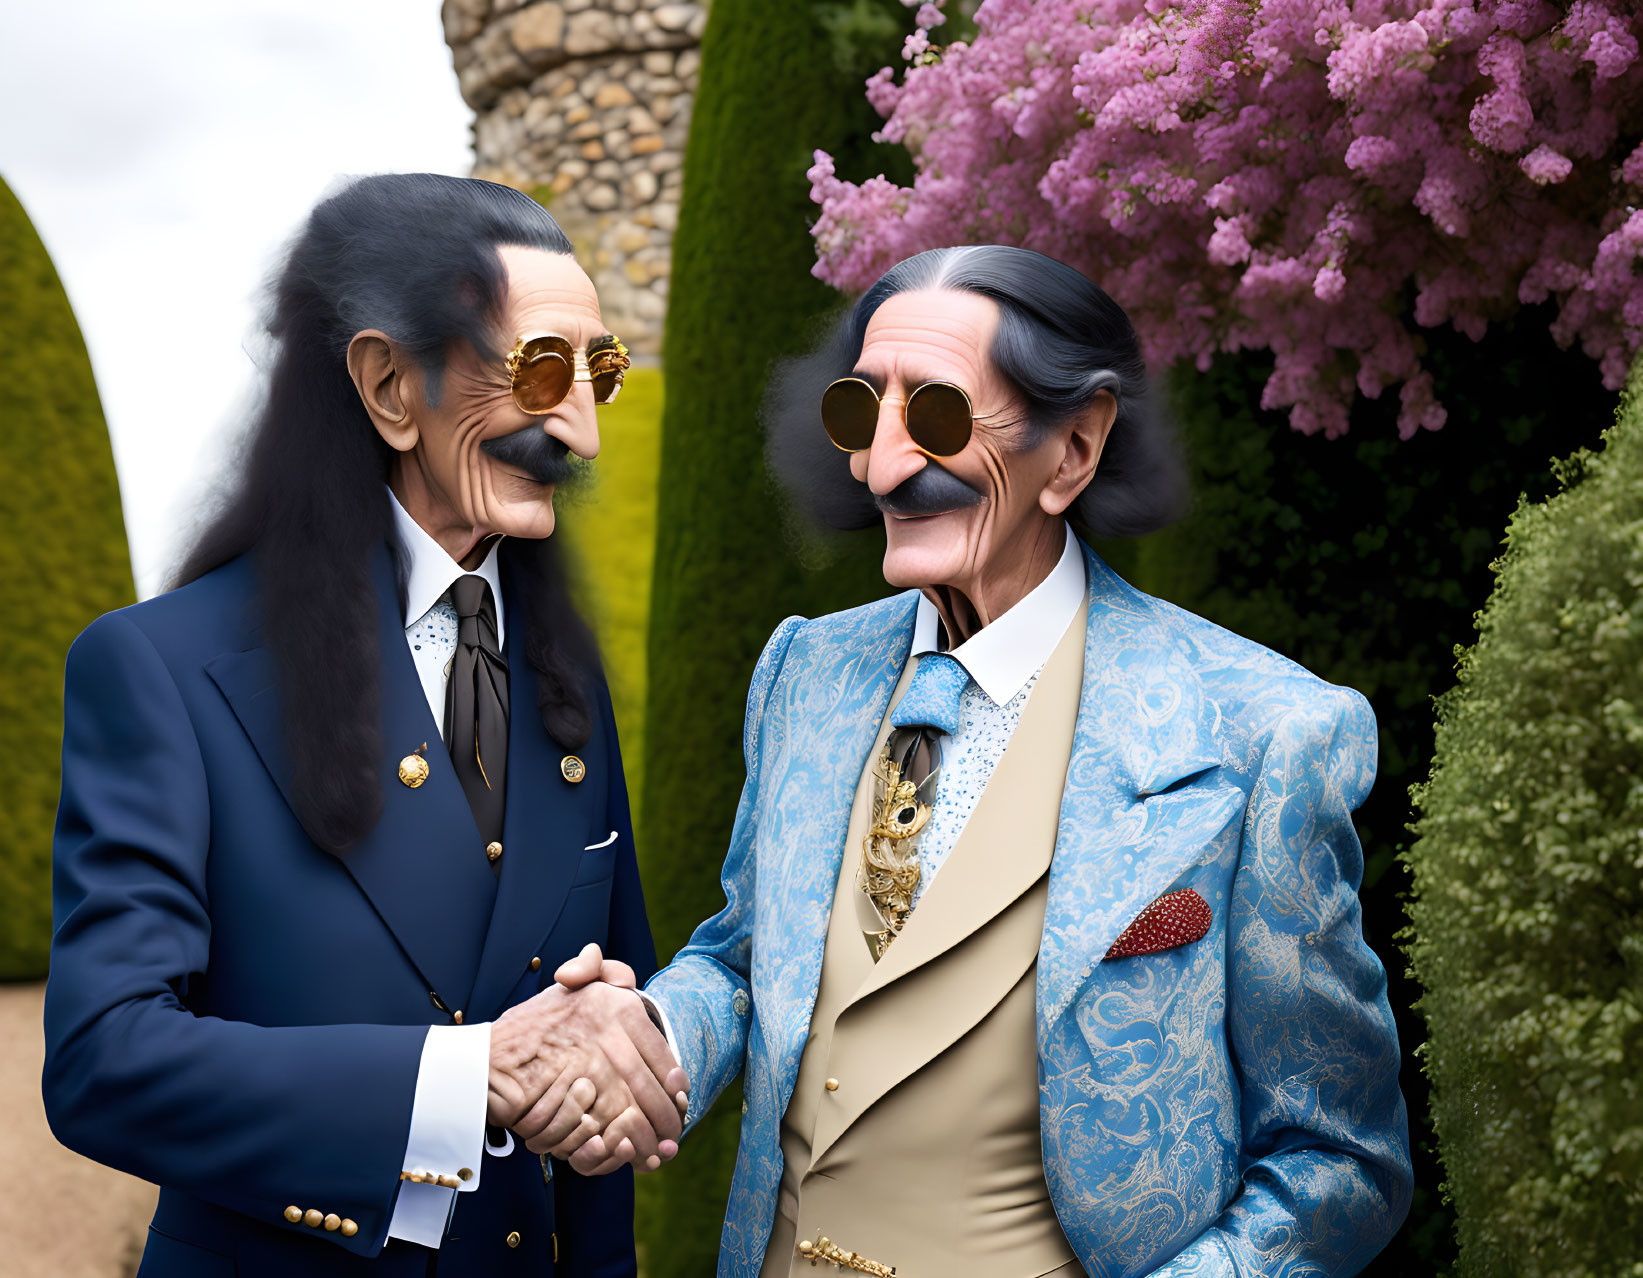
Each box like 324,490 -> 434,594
847,289 -> 1064,593
395,244 -> 604,542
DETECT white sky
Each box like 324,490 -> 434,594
0,1 -> 475,596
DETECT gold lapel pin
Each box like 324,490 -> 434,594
560,755 -> 586,784
399,743 -> 430,789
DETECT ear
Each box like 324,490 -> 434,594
1040,389 -> 1116,518
346,330 -> 418,452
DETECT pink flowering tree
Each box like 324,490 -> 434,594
809,0 -> 1643,437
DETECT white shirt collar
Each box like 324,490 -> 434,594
387,486 -> 506,647
911,523 -> 1085,706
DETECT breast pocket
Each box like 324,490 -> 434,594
572,829 -> 619,886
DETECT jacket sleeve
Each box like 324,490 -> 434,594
1149,689 -> 1413,1277
42,611 -> 428,1255
642,615 -> 804,1133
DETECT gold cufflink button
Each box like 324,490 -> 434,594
825,1078 -> 840,1091
283,1205 -> 302,1223
506,1230 -> 522,1248
304,1208 -> 323,1228
341,1218 -> 358,1237
459,1167 -> 474,1181
453,1009 -> 464,1025
560,755 -> 585,783
486,841 -> 503,862
324,1214 -> 341,1231
530,957 -> 542,972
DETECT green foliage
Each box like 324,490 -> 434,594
0,175 -> 134,981
561,366 -> 662,819
638,1 -> 915,1272
1134,312 -> 1617,1274
1404,369 -> 1643,1278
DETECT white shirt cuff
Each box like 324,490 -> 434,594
386,1023 -> 491,1248
635,989 -> 681,1069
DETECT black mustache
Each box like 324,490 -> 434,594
480,427 -> 585,486
873,462 -> 986,517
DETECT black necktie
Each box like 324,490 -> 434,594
443,575 -> 509,853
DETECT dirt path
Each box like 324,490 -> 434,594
0,982 -> 157,1276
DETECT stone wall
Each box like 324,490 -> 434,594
442,0 -> 707,356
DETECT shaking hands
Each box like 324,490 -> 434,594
485,944 -> 689,1176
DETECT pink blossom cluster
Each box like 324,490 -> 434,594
809,0 -> 1643,437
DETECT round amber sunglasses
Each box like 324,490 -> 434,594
506,332 -> 631,414
820,377 -> 1006,457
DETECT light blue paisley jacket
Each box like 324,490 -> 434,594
645,542 -> 1412,1277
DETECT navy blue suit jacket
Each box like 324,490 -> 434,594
43,548 -> 655,1278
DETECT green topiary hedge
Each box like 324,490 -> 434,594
0,175 -> 135,981
1404,367 -> 1643,1278
1134,313 -> 1617,1273
637,3 -> 917,1272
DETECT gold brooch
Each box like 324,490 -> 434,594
798,1236 -> 896,1276
561,755 -> 586,784
858,738 -> 936,960
399,744 -> 430,789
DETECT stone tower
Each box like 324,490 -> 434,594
442,0 -> 707,357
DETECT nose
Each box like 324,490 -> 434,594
862,395 -> 924,497
543,387 -> 600,461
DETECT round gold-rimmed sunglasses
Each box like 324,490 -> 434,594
820,376 -> 1006,457
505,332 -> 631,414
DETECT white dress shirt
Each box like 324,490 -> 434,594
905,523 -> 1087,902
385,490 -> 499,1248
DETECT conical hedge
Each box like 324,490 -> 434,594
636,1 -> 915,1272
1405,365 -> 1643,1277
0,175 -> 135,980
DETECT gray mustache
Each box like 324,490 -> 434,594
874,462 -> 985,517
481,427 -> 585,486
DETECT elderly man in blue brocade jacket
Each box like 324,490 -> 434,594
547,245 -> 1412,1278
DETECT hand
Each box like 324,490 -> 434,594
487,960 -> 688,1172
535,944 -> 691,1175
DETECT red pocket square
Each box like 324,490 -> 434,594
1105,889 -> 1212,959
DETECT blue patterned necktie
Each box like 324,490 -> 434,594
891,652 -> 969,738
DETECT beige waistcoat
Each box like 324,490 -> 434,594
760,606 -> 1088,1278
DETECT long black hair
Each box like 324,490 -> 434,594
174,173 -> 598,854
765,244 -> 1186,538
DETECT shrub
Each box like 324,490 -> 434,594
0,175 -> 134,981
1405,364 -> 1643,1278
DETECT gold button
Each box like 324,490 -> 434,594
452,1009 -> 464,1025
340,1219 -> 358,1238
283,1206 -> 302,1224
399,752 -> 429,788
438,1175 -> 460,1188
529,957 -> 542,972
486,841 -> 503,862
560,755 -> 586,783
323,1214 -> 341,1232
825,1078 -> 839,1091
304,1209 -> 323,1228
458,1167 -> 474,1181
506,1230 -> 522,1249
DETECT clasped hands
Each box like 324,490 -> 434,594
486,943 -> 689,1176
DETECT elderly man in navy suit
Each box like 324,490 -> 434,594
44,173 -> 686,1277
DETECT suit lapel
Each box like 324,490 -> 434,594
205,548 -> 497,1014
1036,545 -> 1244,1038
753,592 -> 921,1111
464,592 -> 594,1022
